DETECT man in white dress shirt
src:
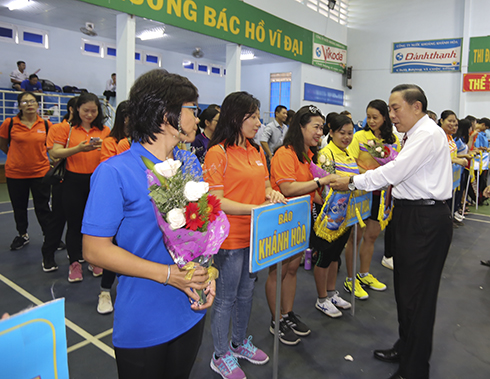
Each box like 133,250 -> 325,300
332,84 -> 453,379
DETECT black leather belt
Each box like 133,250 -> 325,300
394,199 -> 447,206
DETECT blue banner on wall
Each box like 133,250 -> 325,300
0,299 -> 69,379
392,38 -> 462,73
304,83 -> 344,106
250,195 -> 310,273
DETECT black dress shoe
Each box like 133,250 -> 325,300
481,260 -> 490,267
374,347 -> 400,362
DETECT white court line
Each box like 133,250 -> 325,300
0,207 -> 34,215
0,272 -> 115,358
463,217 -> 490,224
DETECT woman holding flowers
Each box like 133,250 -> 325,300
82,70 -> 215,379
266,105 -> 340,345
204,91 -> 286,379
313,114 -> 358,318
343,100 -> 400,300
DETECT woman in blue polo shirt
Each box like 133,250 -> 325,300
82,70 -> 215,379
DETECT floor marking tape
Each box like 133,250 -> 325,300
0,273 -> 115,358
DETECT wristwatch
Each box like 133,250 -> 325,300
348,176 -> 356,191
313,177 -> 321,188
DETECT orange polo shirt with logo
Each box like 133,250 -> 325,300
50,122 -> 110,174
271,146 -> 315,208
0,115 -> 52,179
204,140 -> 269,250
116,137 -> 131,155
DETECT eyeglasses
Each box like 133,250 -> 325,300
20,100 -> 37,106
182,105 -> 200,118
309,105 -> 324,118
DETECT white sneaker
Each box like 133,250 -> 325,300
315,298 -> 342,318
329,291 -> 351,310
381,256 -> 394,270
97,291 -> 113,314
454,212 -> 464,222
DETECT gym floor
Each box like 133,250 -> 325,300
0,182 -> 489,379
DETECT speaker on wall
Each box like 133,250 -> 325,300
346,66 -> 353,89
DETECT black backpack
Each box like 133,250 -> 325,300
40,79 -> 59,92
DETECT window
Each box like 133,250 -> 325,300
135,51 -> 142,62
197,64 -> 209,74
210,65 -> 222,76
145,53 -> 161,66
106,46 -> 117,58
183,60 -> 196,72
18,26 -> 48,48
0,22 -> 15,42
270,73 -> 292,117
81,39 -> 103,58
296,0 -> 349,25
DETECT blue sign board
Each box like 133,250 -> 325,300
0,299 -> 69,379
392,38 -> 462,73
250,195 -> 311,273
304,83 -> 344,106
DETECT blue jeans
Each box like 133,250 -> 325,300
211,247 -> 256,356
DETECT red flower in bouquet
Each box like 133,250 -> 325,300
185,202 -> 205,231
206,195 -> 221,222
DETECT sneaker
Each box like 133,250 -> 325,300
10,234 -> 29,250
454,212 -> 464,222
356,273 -> 387,291
210,351 -> 246,379
68,262 -> 83,282
343,278 -> 369,300
230,336 -> 269,365
381,256 -> 394,270
270,319 -> 301,345
57,241 -> 66,251
329,291 -> 351,310
283,311 -> 310,336
88,264 -> 103,277
315,298 -> 342,318
97,291 -> 113,314
42,257 -> 58,272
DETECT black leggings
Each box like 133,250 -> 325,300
62,171 -> 91,264
6,177 -> 51,236
115,316 -> 206,379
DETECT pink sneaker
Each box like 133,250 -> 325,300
68,262 -> 83,282
230,336 -> 269,365
88,264 -> 103,277
210,351 -> 246,379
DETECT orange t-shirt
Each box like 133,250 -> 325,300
47,120 -> 69,150
100,136 -> 118,163
116,137 -> 131,155
271,146 -> 315,208
50,123 -> 110,174
0,115 -> 52,179
204,141 -> 269,250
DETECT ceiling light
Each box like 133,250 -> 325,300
241,49 -> 255,60
7,0 -> 31,11
138,26 -> 165,41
